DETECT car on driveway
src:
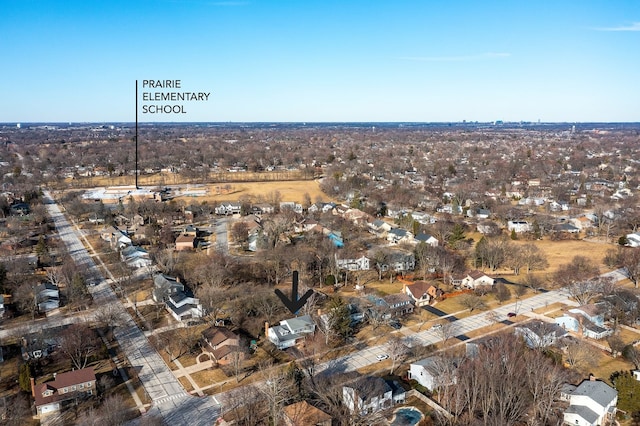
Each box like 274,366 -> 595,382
388,320 -> 402,330
376,354 -> 390,361
430,324 -> 443,331
507,312 -> 516,318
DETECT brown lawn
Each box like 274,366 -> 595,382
191,180 -> 330,204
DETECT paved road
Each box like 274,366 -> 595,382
314,289 -> 574,375
43,191 -> 221,425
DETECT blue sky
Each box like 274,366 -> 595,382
1,0 -> 638,122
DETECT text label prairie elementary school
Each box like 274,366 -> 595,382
140,79 -> 211,114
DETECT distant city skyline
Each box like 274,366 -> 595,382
2,1 -> 639,123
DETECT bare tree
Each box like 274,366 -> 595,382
523,349 -> 567,425
494,282 -> 511,304
620,248 -> 640,288
386,335 -> 409,374
564,339 -> 598,370
93,303 -> 126,340
566,277 -> 607,306
222,385 -> 267,426
58,323 -> 99,370
14,282 -> 37,319
554,255 -> 599,288
259,362 -> 293,426
436,321 -> 456,345
460,294 -> 487,312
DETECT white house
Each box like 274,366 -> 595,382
514,321 -> 567,349
563,378 -> 617,426
336,254 -> 370,271
215,202 -> 242,216
455,270 -> 495,289
625,232 -> 640,247
413,233 -> 439,247
120,245 -> 152,269
408,356 -> 457,392
267,315 -> 315,350
368,219 -> 392,236
152,274 -> 204,322
342,376 -> 394,415
387,228 -> 414,245
507,220 -> 531,233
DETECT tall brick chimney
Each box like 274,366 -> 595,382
265,321 -> 269,337
30,377 -> 35,397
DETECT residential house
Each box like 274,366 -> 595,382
514,321 -> 567,349
374,249 -> 416,273
454,270 -> 495,289
563,378 -> 617,426
404,281 -> 443,307
553,223 -> 580,234
387,228 -> 414,245
571,216 -> 596,231
282,401 -> 332,426
413,233 -> 439,247
100,226 -> 131,249
202,326 -> 243,365
468,208 -> 491,219
368,219 -> 392,237
555,304 -> 612,340
411,211 -> 436,225
252,203 -> 275,215
507,220 -> 531,233
267,315 -> 316,350
215,202 -> 242,216
166,291 -> 204,322
175,234 -> 196,251
182,224 -> 198,236
120,245 -> 152,268
477,220 -> 501,235
408,356 -> 457,391
342,376 -> 405,415
280,201 -> 303,214
625,232 -> 640,247
152,274 -> 204,322
35,283 -> 59,313
336,254 -> 370,271
32,367 -> 97,417
379,294 -> 414,319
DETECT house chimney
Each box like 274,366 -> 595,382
589,373 -> 596,381
30,377 -> 35,397
265,321 -> 270,337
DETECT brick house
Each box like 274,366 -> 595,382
32,367 -> 97,417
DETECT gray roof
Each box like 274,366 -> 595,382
283,315 -> 314,331
572,380 -> 617,408
565,404 -> 599,424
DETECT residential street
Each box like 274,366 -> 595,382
42,191 -> 221,425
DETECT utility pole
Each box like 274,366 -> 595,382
135,80 -> 139,189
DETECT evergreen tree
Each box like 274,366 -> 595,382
448,223 -> 466,247
327,296 -> 352,342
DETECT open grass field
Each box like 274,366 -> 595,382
172,179 -> 329,205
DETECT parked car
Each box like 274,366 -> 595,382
376,354 -> 390,361
388,320 -> 402,330
507,312 -> 516,318
430,324 -> 443,331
